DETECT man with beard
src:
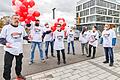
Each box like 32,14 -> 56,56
0,14 -> 28,80
29,20 -> 46,65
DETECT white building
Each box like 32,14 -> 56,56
76,0 -> 120,34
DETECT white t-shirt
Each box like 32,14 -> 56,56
30,26 -> 44,42
102,29 -> 116,47
0,24 -> 27,55
67,31 -> 74,43
43,27 -> 53,42
53,30 -> 65,50
79,31 -> 90,44
88,31 -> 99,47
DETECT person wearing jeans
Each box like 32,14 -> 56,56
100,24 -> 116,66
30,42 -> 44,62
87,26 -> 99,59
67,28 -> 75,55
79,27 -> 89,55
44,23 -> 55,59
29,20 -> 45,65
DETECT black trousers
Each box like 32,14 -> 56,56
88,44 -> 96,57
3,51 -> 23,80
56,49 -> 66,62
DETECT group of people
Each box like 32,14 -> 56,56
0,14 -> 116,80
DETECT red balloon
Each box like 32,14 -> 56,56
19,17 -> 25,22
15,11 -> 22,16
12,0 -> 16,5
20,5 -> 27,11
22,0 -> 29,7
33,11 -> 40,17
29,0 -> 35,8
19,0 -> 24,2
54,22 -> 59,27
30,16 -> 36,21
51,26 -> 56,32
25,19 -> 31,24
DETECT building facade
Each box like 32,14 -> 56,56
76,0 -> 120,34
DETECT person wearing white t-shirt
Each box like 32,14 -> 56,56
53,24 -> 66,65
100,24 -> 116,66
66,28 -> 75,55
87,26 -> 99,59
0,15 -> 28,80
29,20 -> 45,65
43,23 -> 55,59
79,27 -> 89,55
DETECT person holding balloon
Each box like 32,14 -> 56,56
53,24 -> 66,65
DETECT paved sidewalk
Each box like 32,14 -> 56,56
14,52 -> 120,80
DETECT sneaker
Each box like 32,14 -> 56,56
87,55 -> 91,57
46,56 -> 49,59
41,59 -> 46,63
73,53 -> 75,55
57,61 -> 60,65
109,63 -> 113,66
51,55 -> 55,57
103,61 -> 109,64
91,57 -> 95,59
63,61 -> 66,64
16,75 -> 26,80
29,61 -> 34,65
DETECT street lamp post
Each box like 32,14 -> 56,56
52,8 -> 56,19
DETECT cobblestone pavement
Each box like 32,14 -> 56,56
14,52 -> 120,80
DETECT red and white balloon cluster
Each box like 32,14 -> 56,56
12,0 -> 40,24
51,18 -> 66,32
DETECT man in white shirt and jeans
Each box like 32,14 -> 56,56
44,23 -> 55,59
0,15 -> 28,80
29,20 -> 46,65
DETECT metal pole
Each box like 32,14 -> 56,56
52,8 -> 56,19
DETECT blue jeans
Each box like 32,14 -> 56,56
104,47 -> 114,63
68,41 -> 75,53
30,42 -> 44,62
45,41 -> 54,57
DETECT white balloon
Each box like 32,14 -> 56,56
12,6 -> 20,12
15,0 -> 22,7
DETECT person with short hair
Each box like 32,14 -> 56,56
87,26 -> 99,59
100,24 -> 116,66
29,20 -> 45,65
0,14 -> 28,80
53,24 -> 66,65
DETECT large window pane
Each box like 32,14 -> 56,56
106,17 -> 112,23
96,7 -> 107,15
86,16 -> 96,22
114,18 -> 119,23
83,0 -> 95,9
117,5 -> 120,10
108,10 -> 119,17
80,18 -> 85,23
96,15 -> 105,22
90,7 -> 95,14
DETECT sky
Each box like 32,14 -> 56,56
0,0 -> 120,26
0,0 -> 79,26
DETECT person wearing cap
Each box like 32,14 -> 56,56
29,20 -> 45,65
43,23 -> 55,59
87,26 -> 99,59
79,27 -> 89,55
53,24 -> 66,65
66,27 -> 75,55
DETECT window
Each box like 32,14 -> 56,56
114,18 -> 119,23
96,15 -> 105,22
96,7 -> 107,15
80,18 -> 85,23
83,0 -> 95,9
76,13 -> 79,17
117,5 -> 120,10
106,17 -> 112,23
80,9 -> 89,17
90,7 -> 95,14
86,16 -> 96,22
108,10 -> 119,17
